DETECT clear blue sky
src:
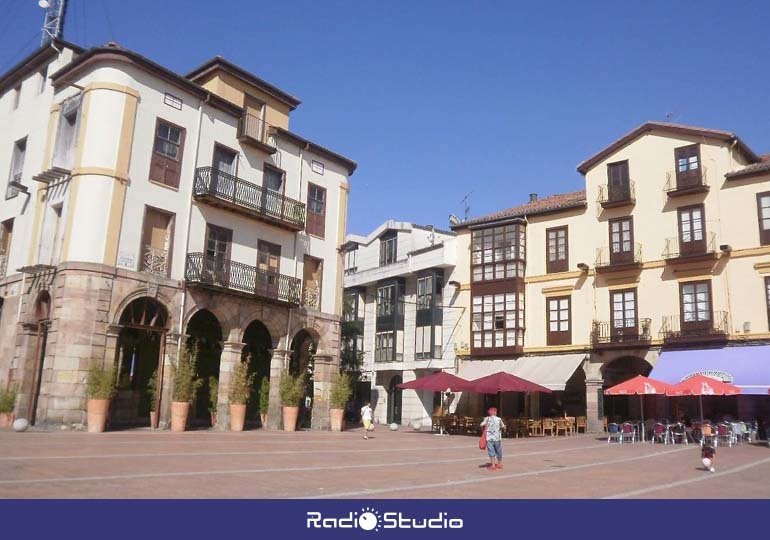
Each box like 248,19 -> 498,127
2,1 -> 769,235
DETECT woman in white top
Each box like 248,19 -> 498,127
361,402 -> 373,440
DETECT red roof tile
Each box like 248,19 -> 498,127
454,190 -> 586,228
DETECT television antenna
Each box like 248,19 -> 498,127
460,191 -> 473,221
38,0 -> 67,46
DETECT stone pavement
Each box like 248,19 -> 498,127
0,427 -> 768,498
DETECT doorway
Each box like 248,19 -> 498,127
185,309 -> 223,427
242,320 -> 272,427
387,375 -> 402,425
289,329 -> 316,429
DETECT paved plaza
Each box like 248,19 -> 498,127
0,427 -> 768,499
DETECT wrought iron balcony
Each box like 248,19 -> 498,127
595,243 -> 642,271
664,167 -> 709,197
660,311 -> 729,344
140,246 -> 169,276
185,252 -> 301,306
662,232 -> 718,262
597,181 -> 635,208
591,319 -> 652,348
193,167 -> 305,231
237,113 -> 277,153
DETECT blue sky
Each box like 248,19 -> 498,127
2,1 -> 769,235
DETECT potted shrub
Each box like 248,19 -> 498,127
0,385 -> 17,429
208,376 -> 218,428
329,373 -> 353,432
279,370 -> 306,432
258,376 -> 270,428
147,371 -> 159,429
86,366 -> 116,433
228,362 -> 255,432
171,344 -> 202,432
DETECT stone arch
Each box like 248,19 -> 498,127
242,319 -> 273,425
185,308 -> 224,426
183,298 -> 240,343
111,289 -> 173,329
287,320 -> 329,353
239,306 -> 286,349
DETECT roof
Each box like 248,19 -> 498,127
452,190 -> 587,229
49,43 -> 242,117
725,160 -> 770,180
271,126 -> 357,175
345,220 -> 453,246
576,121 -> 760,174
0,39 -> 85,94
185,56 -> 301,110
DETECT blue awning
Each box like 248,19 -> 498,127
650,345 -> 770,395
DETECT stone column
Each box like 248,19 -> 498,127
13,322 -> 42,422
215,341 -> 244,431
585,378 -> 605,433
311,354 -> 333,430
157,333 -> 178,429
267,349 -> 289,430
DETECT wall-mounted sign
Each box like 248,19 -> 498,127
311,160 -> 325,175
164,93 -> 183,110
681,370 -> 733,383
117,251 -> 136,269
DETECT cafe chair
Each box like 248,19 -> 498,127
542,418 -> 556,437
607,422 -> 622,444
651,423 -> 669,444
621,422 -> 636,444
716,423 -> 733,447
670,423 -> 688,445
576,416 -> 587,433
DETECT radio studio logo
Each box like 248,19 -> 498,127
306,506 -> 464,531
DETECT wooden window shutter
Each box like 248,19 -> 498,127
306,182 -> 326,238
149,120 -> 186,188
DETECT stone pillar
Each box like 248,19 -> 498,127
215,341 -> 244,431
585,378 -> 605,433
157,333 -> 178,429
311,354 -> 333,430
267,349 -> 288,430
13,322 -> 42,422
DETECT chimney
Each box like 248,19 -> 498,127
529,193 -> 538,203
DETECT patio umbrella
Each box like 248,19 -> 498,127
397,371 -> 472,392
665,375 -> 741,421
467,371 -> 552,419
603,375 -> 673,425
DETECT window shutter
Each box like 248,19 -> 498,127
149,121 -> 185,188
306,183 -> 326,238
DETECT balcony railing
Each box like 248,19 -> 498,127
591,319 -> 652,347
664,167 -> 709,196
141,245 -> 168,276
237,113 -> 277,152
595,243 -> 642,269
0,252 -> 7,277
597,180 -> 635,208
302,286 -> 321,310
193,167 -> 305,230
185,252 -> 301,306
662,232 -> 717,260
660,311 -> 729,343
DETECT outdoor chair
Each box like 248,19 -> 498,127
651,423 -> 668,444
565,416 -> 576,435
607,422 -> 622,444
576,416 -> 587,433
528,418 -> 542,437
670,423 -> 688,445
699,423 -> 717,448
621,422 -> 636,444
730,423 -> 743,445
716,423 -> 733,447
555,418 -> 569,437
431,415 -> 441,433
542,418 -> 556,437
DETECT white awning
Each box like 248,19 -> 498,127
458,354 -> 586,391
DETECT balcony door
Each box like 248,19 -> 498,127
243,95 -> 265,142
678,205 -> 705,256
609,217 -> 633,264
205,224 -> 232,287
607,161 -> 630,201
302,256 -> 323,310
256,240 -> 281,299
611,289 -> 637,342
141,207 -> 174,276
680,281 -> 712,334
675,144 -> 701,190
212,145 -> 238,197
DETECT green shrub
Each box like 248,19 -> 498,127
258,377 -> 270,413
147,371 -> 158,412
279,370 -> 306,407
208,376 -> 219,412
329,373 -> 353,409
86,366 -> 117,400
0,385 -> 17,413
228,362 -> 255,405
172,343 -> 203,403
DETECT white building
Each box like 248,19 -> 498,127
343,221 -> 460,426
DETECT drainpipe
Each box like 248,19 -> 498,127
177,94 -> 209,349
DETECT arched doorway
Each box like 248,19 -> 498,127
186,309 -> 222,427
289,329 -> 316,430
602,356 -> 652,422
113,297 -> 169,427
242,320 -> 272,427
388,375 -> 403,425
28,291 -> 51,424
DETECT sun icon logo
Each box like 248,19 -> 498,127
358,507 -> 382,532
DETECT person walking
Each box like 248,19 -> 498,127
481,407 -> 506,470
361,401 -> 373,440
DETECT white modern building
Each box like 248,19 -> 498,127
343,221 -> 461,426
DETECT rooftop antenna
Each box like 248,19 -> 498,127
38,0 -> 67,46
460,191 -> 473,221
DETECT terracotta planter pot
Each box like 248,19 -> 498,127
210,411 -> 218,428
282,406 -> 299,432
0,412 -> 15,429
87,399 -> 110,433
330,408 -> 344,432
260,412 -> 268,429
171,402 -> 190,432
150,410 -> 158,429
230,404 -> 246,432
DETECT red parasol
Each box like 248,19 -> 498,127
397,371 -> 472,392
665,375 -> 741,421
467,371 -> 552,394
604,375 -> 673,424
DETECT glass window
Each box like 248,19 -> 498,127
681,282 -> 711,323
547,296 -> 571,345
154,122 -> 181,160
471,292 -> 525,351
308,184 -> 325,214
471,223 -> 526,282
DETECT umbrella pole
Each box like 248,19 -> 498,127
699,395 -> 704,422
640,395 -> 645,442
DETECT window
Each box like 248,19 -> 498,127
344,246 -> 357,273
257,240 -> 281,274
416,275 -> 433,310
611,289 -> 637,331
52,94 -> 81,170
547,296 -> 571,345
607,160 -> 630,200
140,207 -> 175,276
12,85 -> 20,110
149,119 -> 185,188
766,277 -> 770,330
343,289 -> 363,322
306,182 -> 326,237
758,192 -> 770,246
206,225 -> 232,260
376,284 -> 396,317
379,232 -> 397,266
609,217 -> 633,264
263,165 -> 283,192
0,219 -> 12,277
678,205 -> 706,255
375,331 -> 396,362
6,137 -> 26,199
471,292 -> 525,350
680,281 -> 712,324
471,224 -> 526,282
546,226 -> 568,273
38,68 -> 47,95
674,144 -> 702,189
416,325 -> 442,359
